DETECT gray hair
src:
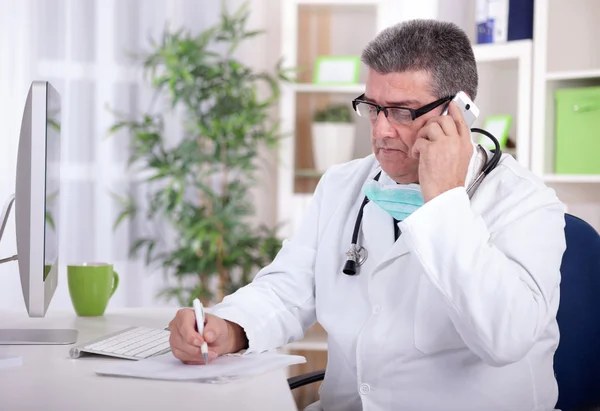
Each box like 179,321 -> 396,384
361,19 -> 478,100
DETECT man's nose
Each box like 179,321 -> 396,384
372,111 -> 396,139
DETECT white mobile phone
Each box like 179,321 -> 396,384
442,91 -> 479,128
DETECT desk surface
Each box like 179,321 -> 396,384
0,307 -> 298,411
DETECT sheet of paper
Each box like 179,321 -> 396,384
0,355 -> 22,370
95,351 -> 306,382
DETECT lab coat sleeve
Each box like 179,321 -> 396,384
208,174 -> 325,354
399,184 -> 566,367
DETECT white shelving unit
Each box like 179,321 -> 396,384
296,0 -> 380,4
472,39 -> 532,172
277,0 -> 534,239
543,174 -> 600,184
546,69 -> 600,81
530,0 -> 600,228
472,39 -> 531,62
531,0 -> 600,178
277,0 -> 407,239
292,83 -> 366,94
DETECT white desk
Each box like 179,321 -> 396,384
0,307 -> 299,411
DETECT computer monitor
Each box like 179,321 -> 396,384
0,81 -> 77,344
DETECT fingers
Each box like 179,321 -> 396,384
172,331 -> 203,354
171,347 -> 202,364
170,327 -> 204,358
203,314 -> 224,344
411,137 -> 429,160
169,308 -> 206,361
174,308 -> 205,346
421,114 -> 457,141
169,309 -> 231,365
447,101 -> 470,137
416,120 -> 445,143
171,347 -> 219,365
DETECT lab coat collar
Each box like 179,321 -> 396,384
361,201 -> 395,267
361,200 -> 411,274
464,139 -> 486,190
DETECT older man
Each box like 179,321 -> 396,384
168,19 -> 566,411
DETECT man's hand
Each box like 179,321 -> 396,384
411,101 -> 474,202
168,308 -> 248,365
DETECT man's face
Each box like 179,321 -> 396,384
364,69 -> 444,184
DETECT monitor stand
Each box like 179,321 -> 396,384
0,329 -> 78,345
0,194 -> 78,345
0,194 -> 17,264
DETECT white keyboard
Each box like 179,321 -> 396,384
69,326 -> 171,360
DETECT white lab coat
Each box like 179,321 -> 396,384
211,149 -> 566,411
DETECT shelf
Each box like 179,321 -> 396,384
295,169 -> 324,178
292,83 -> 366,94
296,0 -> 379,5
283,333 -> 327,352
472,40 -> 532,63
543,174 -> 600,183
285,340 -> 328,351
545,69 -> 600,81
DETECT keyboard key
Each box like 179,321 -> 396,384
123,335 -> 169,356
86,327 -> 147,351
135,341 -> 171,359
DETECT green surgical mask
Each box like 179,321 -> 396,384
363,180 -> 425,221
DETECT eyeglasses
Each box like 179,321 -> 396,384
351,94 -> 453,126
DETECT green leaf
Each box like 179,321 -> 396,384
130,238 -> 152,258
45,212 -> 55,231
113,209 -> 132,231
145,240 -> 156,266
108,120 -> 132,134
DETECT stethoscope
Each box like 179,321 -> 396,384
342,128 -> 502,275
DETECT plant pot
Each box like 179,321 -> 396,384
311,122 -> 356,173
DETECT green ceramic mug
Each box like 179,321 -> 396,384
67,263 -> 119,316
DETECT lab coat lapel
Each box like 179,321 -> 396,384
361,202 -> 394,267
376,228 -> 411,270
361,171 -> 413,272
361,201 -> 409,271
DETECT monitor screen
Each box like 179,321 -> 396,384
44,87 -> 60,281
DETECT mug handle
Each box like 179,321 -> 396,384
110,271 -> 120,298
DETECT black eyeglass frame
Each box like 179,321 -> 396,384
351,94 -> 453,122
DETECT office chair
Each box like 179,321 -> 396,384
554,214 -> 600,410
287,214 -> 600,411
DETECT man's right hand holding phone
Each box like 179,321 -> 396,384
168,308 -> 248,364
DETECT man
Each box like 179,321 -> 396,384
168,20 -> 566,411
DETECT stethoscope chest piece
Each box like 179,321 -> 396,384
343,243 -> 368,275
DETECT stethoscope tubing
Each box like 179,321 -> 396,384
343,128 -> 502,275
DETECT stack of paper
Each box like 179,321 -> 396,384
95,351 -> 306,383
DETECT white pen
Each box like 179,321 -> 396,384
192,298 -> 209,364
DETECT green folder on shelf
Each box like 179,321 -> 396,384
554,86 -> 600,175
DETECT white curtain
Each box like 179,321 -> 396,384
0,0 -> 37,311
0,0 -> 280,311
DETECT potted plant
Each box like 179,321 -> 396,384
109,2 -> 288,306
311,103 -> 356,173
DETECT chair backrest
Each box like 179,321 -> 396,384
555,214 -> 600,410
